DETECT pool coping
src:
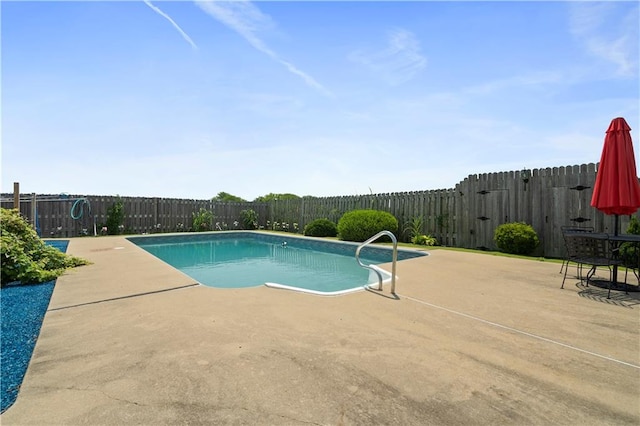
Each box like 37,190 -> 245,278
126,230 -> 428,259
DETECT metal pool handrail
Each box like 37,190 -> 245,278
355,230 -> 398,294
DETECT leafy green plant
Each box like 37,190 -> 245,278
412,234 -> 438,246
404,216 -> 423,242
494,222 -> 539,255
1,208 -> 90,285
337,209 -> 398,242
403,216 -> 437,245
105,198 -> 125,235
303,218 -> 337,237
239,209 -> 258,230
192,208 -> 214,232
620,216 -> 640,268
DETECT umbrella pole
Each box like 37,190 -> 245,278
611,215 -> 620,297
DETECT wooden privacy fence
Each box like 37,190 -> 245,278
2,163 -> 638,258
0,195 -> 268,238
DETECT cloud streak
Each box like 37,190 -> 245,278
144,0 -> 198,50
568,2 -> 639,77
194,0 -> 332,97
464,71 -> 564,96
349,28 -> 426,85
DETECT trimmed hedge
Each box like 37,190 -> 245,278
337,209 -> 398,242
303,218 -> 337,237
494,222 -> 539,255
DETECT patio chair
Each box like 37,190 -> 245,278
560,233 -> 623,290
559,226 -> 594,275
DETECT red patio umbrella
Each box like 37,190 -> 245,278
591,117 -> 640,234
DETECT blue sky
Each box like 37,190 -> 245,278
2,1 -> 638,201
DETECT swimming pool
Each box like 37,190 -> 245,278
127,232 -> 426,295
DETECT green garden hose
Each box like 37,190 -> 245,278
70,198 -> 91,220
71,197 -> 97,236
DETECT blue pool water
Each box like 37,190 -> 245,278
128,232 -> 426,294
1,240 -> 68,413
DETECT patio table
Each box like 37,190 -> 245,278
569,232 -> 640,298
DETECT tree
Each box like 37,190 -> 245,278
212,192 -> 246,202
254,193 -> 300,202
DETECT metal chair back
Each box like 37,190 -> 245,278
560,226 -> 594,274
561,233 -> 617,288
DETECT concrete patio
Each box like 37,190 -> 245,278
2,235 -> 639,425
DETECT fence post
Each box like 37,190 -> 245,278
31,193 -> 37,230
13,182 -> 19,209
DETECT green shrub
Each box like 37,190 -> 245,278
620,216 -> 640,267
337,209 -> 398,242
239,209 -> 258,230
403,216 -> 439,246
192,208 -> 214,232
1,208 -> 90,285
303,218 -> 337,237
105,198 -> 125,235
494,222 -> 539,255
403,216 -> 423,243
627,216 -> 640,234
413,234 -> 438,246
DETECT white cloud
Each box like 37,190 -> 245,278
568,2 -> 639,77
194,0 -> 332,97
349,28 -> 426,85
144,0 -> 198,50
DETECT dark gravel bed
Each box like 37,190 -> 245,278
1,240 -> 68,413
